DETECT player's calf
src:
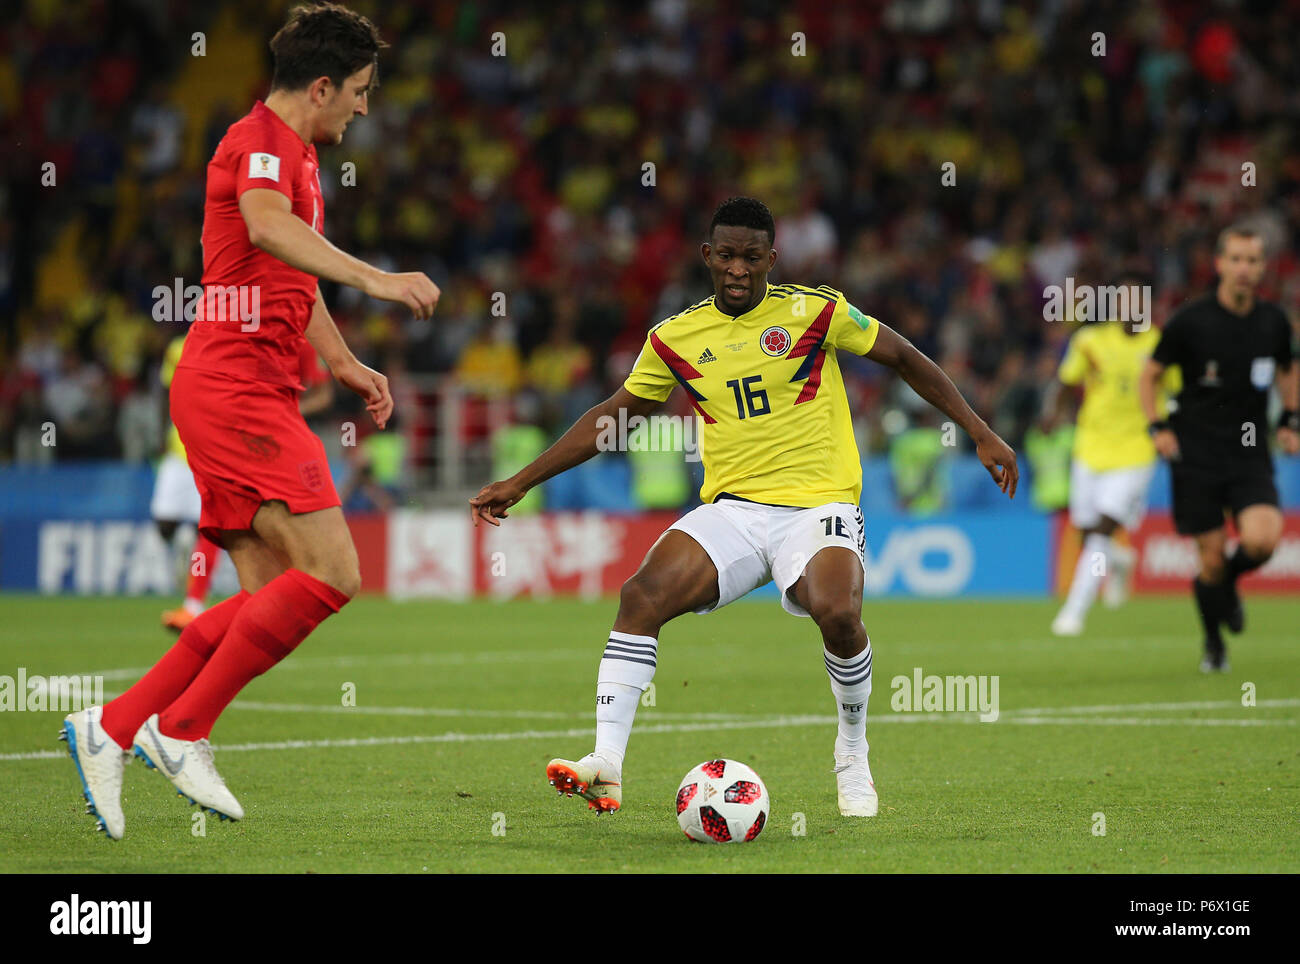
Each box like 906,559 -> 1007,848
1220,533 -> 1276,637
1192,578 -> 1230,671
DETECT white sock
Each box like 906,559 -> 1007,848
1110,541 -> 1136,572
593,631 -> 658,769
1061,532 -> 1112,620
824,639 -> 872,746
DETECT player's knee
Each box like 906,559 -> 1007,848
297,552 -> 360,599
335,569 -> 362,600
321,558 -> 361,600
810,602 -> 863,649
618,574 -> 666,626
1238,536 -> 1276,562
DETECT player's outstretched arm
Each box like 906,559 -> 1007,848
865,322 -> 1018,498
1138,358 -> 1179,460
239,189 -> 440,319
469,387 -> 661,526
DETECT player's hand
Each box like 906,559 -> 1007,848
974,429 -> 1019,499
469,480 -> 527,527
364,270 -> 440,320
332,357 -> 393,429
1278,427 -> 1300,455
1153,428 -> 1180,461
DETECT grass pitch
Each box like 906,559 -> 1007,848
1,595 -> 1296,873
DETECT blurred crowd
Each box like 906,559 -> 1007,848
2,0 -> 1298,485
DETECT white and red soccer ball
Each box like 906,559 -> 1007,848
676,759 -> 770,843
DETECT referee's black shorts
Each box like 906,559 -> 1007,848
1170,457 -> 1280,535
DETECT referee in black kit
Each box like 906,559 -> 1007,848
1139,223 -> 1299,671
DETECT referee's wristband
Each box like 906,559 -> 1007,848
1279,410 -> 1300,433
1147,420 -> 1171,436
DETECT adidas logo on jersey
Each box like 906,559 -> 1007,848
697,348 -> 717,364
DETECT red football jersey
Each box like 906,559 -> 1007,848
180,101 -> 324,390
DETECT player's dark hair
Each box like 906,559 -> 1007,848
1215,223 -> 1261,255
709,197 -> 775,246
269,2 -> 387,93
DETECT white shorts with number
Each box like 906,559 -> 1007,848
1068,459 -> 1155,531
150,453 -> 202,523
669,499 -> 866,617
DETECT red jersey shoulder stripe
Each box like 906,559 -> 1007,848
788,300 -> 835,403
649,330 -> 717,424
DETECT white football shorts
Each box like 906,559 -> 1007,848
1068,459 -> 1156,531
150,453 -> 202,523
669,497 -> 866,617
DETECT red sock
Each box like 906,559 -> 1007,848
158,569 -> 349,740
101,591 -> 251,747
185,534 -> 221,608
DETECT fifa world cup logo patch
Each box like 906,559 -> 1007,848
760,326 -> 791,356
299,460 -> 324,491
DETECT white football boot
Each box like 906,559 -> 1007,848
1103,544 -> 1136,609
59,705 -> 129,840
1051,611 -> 1084,637
546,751 -> 622,813
833,737 -> 878,817
133,714 -> 244,821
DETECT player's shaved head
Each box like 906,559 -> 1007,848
270,2 -> 387,93
709,197 -> 775,247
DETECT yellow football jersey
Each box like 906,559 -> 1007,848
625,283 -> 879,507
161,335 -> 187,461
1058,322 -> 1179,471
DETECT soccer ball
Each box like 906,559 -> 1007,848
675,759 -> 770,843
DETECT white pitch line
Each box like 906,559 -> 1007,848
1003,697 -> 1300,716
4,707 -> 1296,762
228,700 -> 759,722
999,716 -> 1294,727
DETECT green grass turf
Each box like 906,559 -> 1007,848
0,595 -> 1296,873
